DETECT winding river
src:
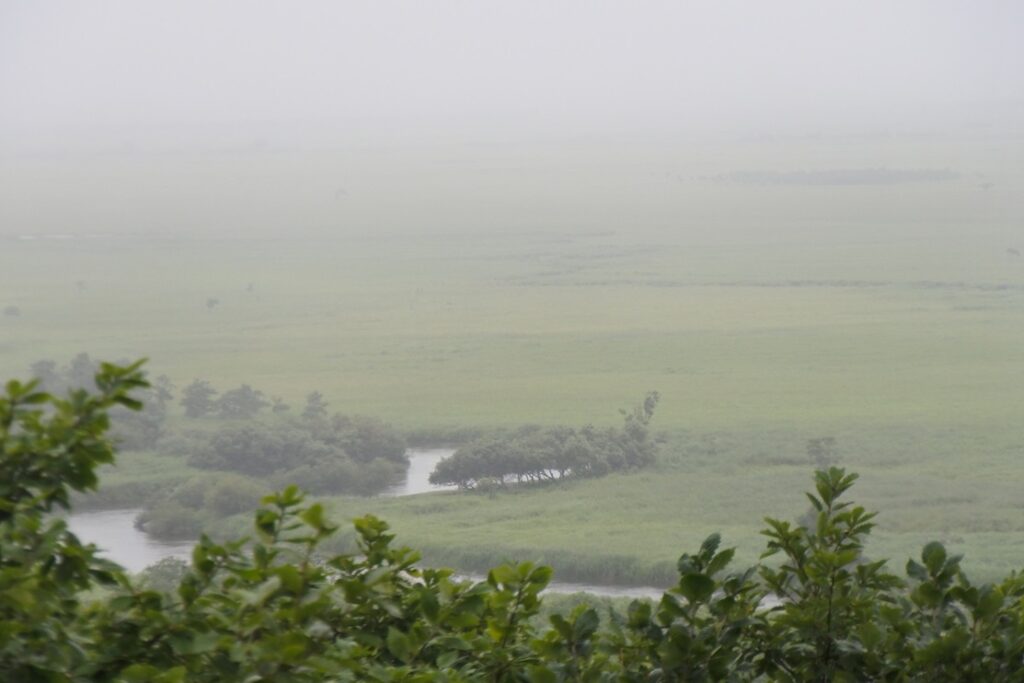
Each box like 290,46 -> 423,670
68,449 -> 665,599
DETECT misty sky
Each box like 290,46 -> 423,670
3,0 -> 1022,148
1,1 -> 1021,240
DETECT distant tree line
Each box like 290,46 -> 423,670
430,392 -> 660,490
180,378 -> 329,421
27,355 -> 337,437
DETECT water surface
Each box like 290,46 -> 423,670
382,448 -> 457,496
67,447 -> 669,597
66,508 -> 193,574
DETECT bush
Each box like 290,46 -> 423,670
276,459 -> 359,495
216,384 -> 269,419
276,458 -> 402,496
135,501 -> 203,539
188,422 -> 341,475
185,418 -> 405,496
136,556 -> 189,593
168,477 -> 209,509
311,414 -> 408,464
204,474 -> 267,517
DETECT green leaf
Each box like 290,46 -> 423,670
549,614 -> 573,640
169,630 -> 220,655
700,533 -> 722,558
386,627 -> 413,663
528,564 -> 553,588
153,668 -> 187,683
488,564 -> 518,587
433,636 -> 473,651
627,599 -> 651,627
706,547 -> 736,576
678,573 -> 715,604
975,587 -> 1003,620
436,650 -> 459,669
119,664 -> 161,682
922,542 -> 947,576
906,559 -> 927,582
275,564 -> 303,593
113,396 -> 143,410
573,608 -> 600,641
526,665 -> 557,683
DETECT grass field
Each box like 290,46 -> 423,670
188,423 -> 1024,586
3,188 -> 1024,584
3,228 -> 1023,431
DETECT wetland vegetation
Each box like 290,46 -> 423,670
4,214 -> 1024,586
4,1 -> 1024,676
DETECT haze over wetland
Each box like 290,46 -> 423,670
3,0 -> 1024,590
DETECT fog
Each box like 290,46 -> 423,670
2,1 -> 1022,241
5,0 -> 1024,595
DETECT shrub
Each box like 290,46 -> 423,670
312,413 -> 408,464
185,418 -> 405,496
275,458 -> 402,496
135,501 -> 203,539
215,384 -> 269,419
204,474 -> 267,517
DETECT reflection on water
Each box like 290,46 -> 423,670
66,508 -> 192,574
382,448 -> 457,496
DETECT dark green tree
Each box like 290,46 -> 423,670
216,383 -> 269,419
180,379 -> 218,418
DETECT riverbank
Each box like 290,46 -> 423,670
67,506 -> 667,599
74,424 -> 1024,587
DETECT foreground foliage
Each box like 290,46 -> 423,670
3,364 -> 1024,681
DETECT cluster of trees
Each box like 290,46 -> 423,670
138,410 -> 410,539
4,365 -> 1024,681
179,414 -> 407,494
180,380 -> 328,420
26,355 -> 344,444
136,473 -> 270,539
430,392 -> 660,490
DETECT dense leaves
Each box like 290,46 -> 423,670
185,416 -> 406,490
137,416 -> 407,538
3,365 -> 1024,680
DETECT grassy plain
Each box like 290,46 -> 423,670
4,230 -> 1023,431
3,192 -> 1024,584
